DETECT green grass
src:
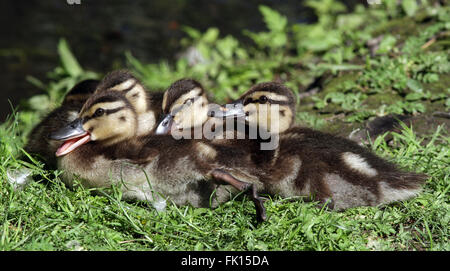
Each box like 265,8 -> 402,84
0,114 -> 448,250
1,0 -> 449,251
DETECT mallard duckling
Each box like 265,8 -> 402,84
25,69 -> 161,167
151,80 -> 299,217
155,78 -> 210,136
214,83 -> 428,210
25,79 -> 99,167
225,82 -> 296,135
50,90 -> 267,221
155,78 -> 249,143
93,70 -> 164,136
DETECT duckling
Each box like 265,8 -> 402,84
50,90 -> 268,221
216,82 -> 297,160
151,80 -> 298,217
155,78 -> 210,136
25,70 -> 161,167
93,70 -> 164,136
24,79 -> 99,167
155,78 -> 247,142
213,83 -> 428,210
228,82 -> 296,135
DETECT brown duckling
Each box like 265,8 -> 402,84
228,82 -> 296,135
93,70 -> 164,136
25,70 -> 162,167
155,78 -> 210,136
155,78 -> 250,143
151,80 -> 299,217
25,79 -> 99,167
50,90 -> 267,221
213,83 -> 428,210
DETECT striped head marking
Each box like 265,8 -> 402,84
63,79 -> 100,105
80,91 -> 137,144
96,70 -> 149,115
239,82 -> 296,134
161,78 -> 209,130
50,91 -> 138,156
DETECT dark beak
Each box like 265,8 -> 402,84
49,118 -> 86,141
208,101 -> 246,119
155,114 -> 174,135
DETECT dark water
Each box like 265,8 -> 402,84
0,0 -> 361,121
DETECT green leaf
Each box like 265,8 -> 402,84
201,28 -> 219,43
58,39 -> 83,77
405,92 -> 424,101
312,96 -> 327,109
406,79 -> 423,93
28,95 -> 50,111
272,32 -> 287,48
325,92 -> 346,103
25,76 -> 46,90
182,26 -> 202,40
216,36 -> 238,59
376,35 -> 397,54
346,111 -> 374,123
402,0 -> 418,17
336,14 -> 365,30
259,5 -> 287,32
422,73 -> 439,83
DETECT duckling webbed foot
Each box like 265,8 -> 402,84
210,169 -> 267,222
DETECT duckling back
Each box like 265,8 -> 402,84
263,127 -> 428,209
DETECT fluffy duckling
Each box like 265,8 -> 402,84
25,79 -> 99,167
156,78 -> 210,136
50,90 -> 267,221
208,82 -> 297,167
228,82 -> 296,136
151,80 -> 299,217
25,70 -> 161,167
214,83 -> 428,210
155,78 -> 249,142
93,70 -> 164,136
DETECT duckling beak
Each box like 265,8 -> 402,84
155,114 -> 174,135
208,102 -> 246,119
49,118 -> 91,157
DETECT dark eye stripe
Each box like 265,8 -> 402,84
104,107 -> 125,115
243,98 -> 253,105
244,97 -> 290,105
118,81 -> 138,93
183,96 -> 200,105
91,95 -> 122,105
267,99 -> 291,105
83,107 -> 125,122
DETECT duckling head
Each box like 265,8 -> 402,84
50,91 -> 138,156
95,70 -> 149,115
156,78 -> 209,134
94,70 -> 164,135
211,82 -> 296,134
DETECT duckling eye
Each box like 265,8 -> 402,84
184,98 -> 195,105
259,96 -> 268,104
94,108 -> 105,117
